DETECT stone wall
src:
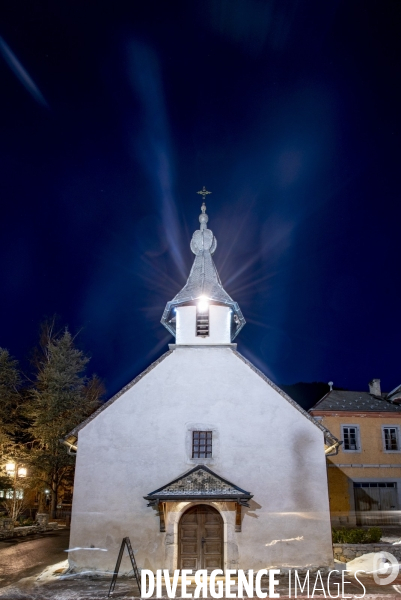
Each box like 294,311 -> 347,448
333,543 -> 401,563
0,522 -> 58,539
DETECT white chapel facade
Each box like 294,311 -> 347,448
66,193 -> 337,572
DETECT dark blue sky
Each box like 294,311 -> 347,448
1,1 -> 400,399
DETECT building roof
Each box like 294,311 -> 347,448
144,464 -> 252,504
160,200 -> 245,340
233,350 -> 338,444
310,389 -> 401,413
64,349 -> 173,442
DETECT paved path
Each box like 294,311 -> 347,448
0,528 -> 70,587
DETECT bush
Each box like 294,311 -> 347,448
332,527 -> 382,544
18,517 -> 34,527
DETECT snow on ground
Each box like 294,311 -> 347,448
0,558 -> 138,600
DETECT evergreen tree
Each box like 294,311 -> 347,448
0,348 -> 22,457
27,321 -> 103,518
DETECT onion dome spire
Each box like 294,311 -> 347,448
161,190 -> 245,340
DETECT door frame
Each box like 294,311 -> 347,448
164,501 -> 234,572
178,504 -> 224,571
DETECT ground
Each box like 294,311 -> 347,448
0,528 -> 70,588
1,528 -> 401,599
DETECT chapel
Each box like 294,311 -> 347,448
66,192 -> 337,573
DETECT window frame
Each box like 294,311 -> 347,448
192,430 -> 213,459
185,423 -> 219,465
341,424 -> 361,453
382,425 -> 401,453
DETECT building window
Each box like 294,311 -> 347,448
354,482 -> 396,488
383,427 -> 400,452
341,425 -> 360,451
0,489 -> 23,499
192,431 -> 212,458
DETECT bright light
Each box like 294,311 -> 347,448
45,489 -> 50,494
5,463 -> 15,474
17,467 -> 27,478
197,296 -> 209,312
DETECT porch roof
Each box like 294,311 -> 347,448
144,465 -> 253,506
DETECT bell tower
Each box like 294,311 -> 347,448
161,189 -> 245,345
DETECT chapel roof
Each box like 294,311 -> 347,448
161,191 -> 245,340
64,349 -> 173,443
310,389 -> 401,413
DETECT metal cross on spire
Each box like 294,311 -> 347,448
196,186 -> 212,200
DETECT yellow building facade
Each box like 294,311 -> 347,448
310,379 -> 401,527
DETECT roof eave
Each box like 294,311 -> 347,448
63,349 -> 173,442
233,350 -> 339,445
161,299 -> 246,342
144,494 -> 253,502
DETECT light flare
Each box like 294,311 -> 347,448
65,547 -> 108,552
197,296 -> 209,312
128,40 -> 186,279
265,536 -> 304,546
0,36 -> 48,107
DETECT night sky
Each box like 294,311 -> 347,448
1,1 -> 400,402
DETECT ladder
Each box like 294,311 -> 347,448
108,537 -> 141,597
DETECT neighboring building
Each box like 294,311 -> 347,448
0,464 -> 74,522
310,380 -> 401,527
66,198 -> 338,573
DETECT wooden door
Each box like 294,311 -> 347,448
178,505 -> 223,572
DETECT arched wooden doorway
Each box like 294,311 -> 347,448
178,505 -> 223,572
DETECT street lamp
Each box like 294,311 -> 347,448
3,462 -> 28,521
5,462 -> 16,475
5,463 -> 27,479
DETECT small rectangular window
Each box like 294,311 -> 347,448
342,425 -> 360,451
354,482 -> 396,488
383,427 -> 400,451
192,431 -> 212,458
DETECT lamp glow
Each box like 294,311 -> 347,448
197,296 -> 209,312
17,467 -> 27,478
5,463 -> 15,474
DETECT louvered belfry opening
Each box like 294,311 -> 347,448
196,306 -> 209,337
